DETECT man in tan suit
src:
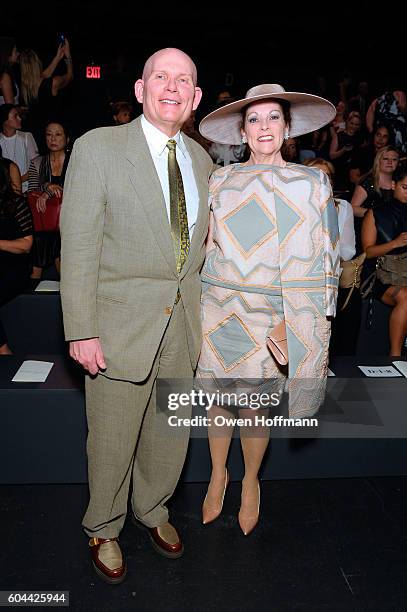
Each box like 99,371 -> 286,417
60,48 -> 213,584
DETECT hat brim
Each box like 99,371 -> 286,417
199,92 -> 336,144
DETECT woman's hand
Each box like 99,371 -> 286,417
62,37 -> 71,58
47,183 -> 63,197
392,232 -> 407,249
55,44 -> 65,63
36,192 -> 49,213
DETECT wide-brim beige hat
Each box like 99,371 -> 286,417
199,84 -> 336,144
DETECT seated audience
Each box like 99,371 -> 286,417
349,124 -> 390,187
110,101 -> 132,125
0,156 -> 22,193
282,137 -> 300,163
28,121 -> 70,279
361,164 -> 407,356
366,89 -> 407,156
352,145 -> 400,254
304,158 -> 360,355
182,110 -> 211,152
0,158 -> 33,354
330,110 -> 365,197
0,104 -> 38,192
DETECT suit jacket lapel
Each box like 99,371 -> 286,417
125,117 -> 177,274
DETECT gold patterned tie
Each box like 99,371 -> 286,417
166,139 -> 190,273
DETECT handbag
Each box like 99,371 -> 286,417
267,320 -> 288,366
338,252 -> 366,310
27,191 -> 62,232
376,252 -> 407,286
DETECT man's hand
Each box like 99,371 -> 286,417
69,338 -> 106,375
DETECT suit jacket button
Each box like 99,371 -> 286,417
165,306 -> 173,315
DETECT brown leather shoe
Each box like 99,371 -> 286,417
148,523 -> 184,559
89,537 -> 127,584
132,515 -> 184,559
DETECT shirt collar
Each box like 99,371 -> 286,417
141,114 -> 187,158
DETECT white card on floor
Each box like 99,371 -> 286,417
327,368 -> 335,377
12,360 -> 54,382
35,280 -> 60,292
392,361 -> 407,378
358,365 -> 402,377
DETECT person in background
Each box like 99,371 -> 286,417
19,41 -> 73,145
362,163 -> 407,356
352,146 -> 400,217
182,109 -> 211,152
304,157 -> 359,355
110,101 -> 132,125
0,156 -> 22,194
351,145 -> 400,256
329,100 -> 346,134
0,158 -> 33,354
349,124 -> 390,187
0,37 -> 19,105
28,121 -> 70,278
366,89 -> 407,156
0,104 -> 38,192
281,136 -> 300,162
207,90 -> 247,166
330,110 -> 364,197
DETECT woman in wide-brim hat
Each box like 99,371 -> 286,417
196,84 -> 340,535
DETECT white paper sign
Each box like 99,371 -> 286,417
392,361 -> 407,378
12,360 -> 54,383
35,280 -> 60,292
358,365 -> 402,378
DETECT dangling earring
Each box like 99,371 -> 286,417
284,131 -> 289,140
241,135 -> 247,144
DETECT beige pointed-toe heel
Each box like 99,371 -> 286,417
202,468 -> 229,525
238,481 -> 260,536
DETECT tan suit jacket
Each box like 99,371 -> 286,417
60,117 -> 213,382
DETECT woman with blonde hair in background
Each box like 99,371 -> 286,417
19,41 -> 73,143
362,164 -> 407,355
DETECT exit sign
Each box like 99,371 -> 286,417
86,66 -> 101,79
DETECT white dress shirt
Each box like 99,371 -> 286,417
336,198 -> 356,261
141,114 -> 200,235
0,130 -> 38,192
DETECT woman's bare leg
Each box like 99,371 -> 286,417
382,287 -> 407,356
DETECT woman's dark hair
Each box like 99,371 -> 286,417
0,158 -> 19,216
392,162 -> 407,184
0,36 -> 15,73
373,123 -> 393,146
241,97 -> 292,129
111,101 -> 132,116
0,103 -> 16,129
44,119 -> 70,142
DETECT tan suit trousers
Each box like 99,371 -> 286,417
82,299 -> 193,538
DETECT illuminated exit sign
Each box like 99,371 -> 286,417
86,66 -> 101,79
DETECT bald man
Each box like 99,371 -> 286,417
60,48 -> 213,583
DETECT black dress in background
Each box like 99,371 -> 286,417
372,199 -> 407,299
0,197 -> 33,346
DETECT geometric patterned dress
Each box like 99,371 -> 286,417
196,163 -> 340,417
